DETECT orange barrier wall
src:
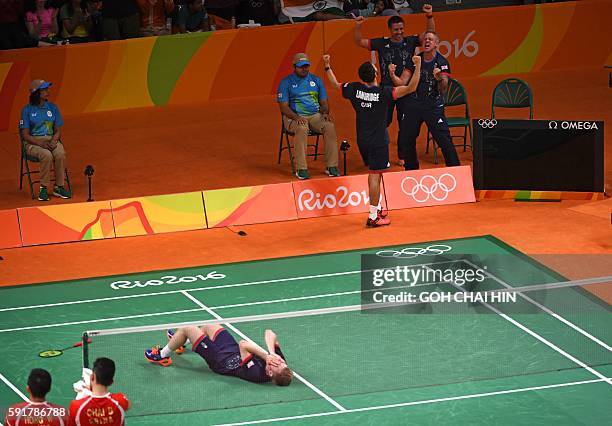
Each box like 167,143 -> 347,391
0,209 -> 21,249
0,1 -> 609,131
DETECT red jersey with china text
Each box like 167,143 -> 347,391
5,400 -> 71,426
69,393 -> 129,426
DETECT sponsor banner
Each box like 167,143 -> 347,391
384,166 -> 476,210
111,192 -> 206,238
18,201 -> 114,246
0,209 -> 22,249
204,183 -> 297,227
281,0 -> 344,18
293,175 -> 380,218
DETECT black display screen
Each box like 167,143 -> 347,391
472,119 -> 604,192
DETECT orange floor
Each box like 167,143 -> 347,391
0,66 -> 610,286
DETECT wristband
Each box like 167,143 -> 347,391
426,14 -> 433,18
325,67 -> 331,71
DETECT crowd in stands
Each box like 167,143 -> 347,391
0,0 -> 437,50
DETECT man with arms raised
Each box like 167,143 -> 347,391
391,30 -> 460,170
322,53 -> 421,227
353,4 -> 435,166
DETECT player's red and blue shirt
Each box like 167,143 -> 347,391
19,102 -> 63,137
277,73 -> 328,116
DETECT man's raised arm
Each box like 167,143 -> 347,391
323,55 -> 342,90
353,16 -> 369,50
423,4 -> 435,33
394,56 -> 422,99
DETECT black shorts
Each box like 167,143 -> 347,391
192,329 -> 241,374
357,142 -> 390,172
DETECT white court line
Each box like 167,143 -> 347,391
0,260 -> 461,313
435,266 -> 612,386
0,307 -> 206,333
0,371 -> 28,402
464,260 -> 612,353
214,378 -> 607,425
180,291 -> 347,412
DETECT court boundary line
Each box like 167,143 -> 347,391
213,378 -> 608,425
180,291 -> 347,412
464,260 -> 612,352
0,260 -> 462,313
0,371 -> 28,402
0,281 -> 453,334
435,267 -> 612,386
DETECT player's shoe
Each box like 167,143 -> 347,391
167,329 -> 185,354
378,208 -> 388,219
366,215 -> 391,227
145,346 -> 172,366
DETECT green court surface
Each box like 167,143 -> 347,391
1,235 -> 610,425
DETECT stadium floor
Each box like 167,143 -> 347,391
1,236 -> 610,425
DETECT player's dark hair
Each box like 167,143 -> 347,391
273,367 -> 293,386
387,15 -> 404,29
358,62 -> 376,83
27,368 -> 52,398
29,90 -> 41,106
93,357 -> 115,387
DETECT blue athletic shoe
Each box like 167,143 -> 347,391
145,346 -> 172,366
167,329 -> 185,354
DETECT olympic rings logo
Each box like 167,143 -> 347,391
313,1 -> 328,11
376,244 -> 452,258
401,174 -> 457,203
478,119 -> 497,128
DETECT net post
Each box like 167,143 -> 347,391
82,332 -> 89,369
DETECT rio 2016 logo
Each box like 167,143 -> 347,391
298,186 -> 369,211
437,30 -> 479,59
110,271 -> 226,290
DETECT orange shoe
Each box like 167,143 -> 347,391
145,346 -> 172,366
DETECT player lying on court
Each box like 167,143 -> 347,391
323,54 -> 421,227
145,324 -> 293,386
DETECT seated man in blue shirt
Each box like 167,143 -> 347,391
145,324 -> 293,386
277,53 -> 339,180
19,80 -> 71,201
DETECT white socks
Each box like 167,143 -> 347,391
160,345 -> 172,358
369,205 -> 378,220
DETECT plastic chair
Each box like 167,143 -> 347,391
277,114 -> 321,174
491,78 -> 533,119
19,128 -> 71,199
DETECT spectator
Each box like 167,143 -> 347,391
393,0 -> 414,15
101,0 -> 140,40
0,0 -> 32,50
19,79 -> 71,201
354,0 -> 399,18
277,53 -> 339,180
4,368 -> 70,426
172,0 -> 209,33
136,0 -> 174,37
59,0 -> 96,43
237,0 -> 277,26
24,0 -> 59,45
206,0 -> 238,22
70,358 -> 131,426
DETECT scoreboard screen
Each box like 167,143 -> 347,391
472,119 -> 604,192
